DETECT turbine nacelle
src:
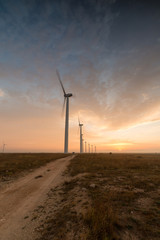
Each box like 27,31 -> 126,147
65,93 -> 73,98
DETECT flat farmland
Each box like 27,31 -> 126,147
1,153 -> 160,240
37,153 -> 160,240
0,153 -> 70,181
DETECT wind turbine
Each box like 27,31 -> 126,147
2,143 -> 6,153
85,141 -> 87,153
56,70 -> 73,153
78,118 -> 83,153
88,143 -> 90,153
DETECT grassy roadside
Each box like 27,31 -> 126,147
68,153 -> 160,240
35,153 -> 160,240
0,153 -> 70,181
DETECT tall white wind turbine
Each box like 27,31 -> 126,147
78,118 -> 83,153
56,70 -> 73,153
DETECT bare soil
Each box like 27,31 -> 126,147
0,155 -> 75,240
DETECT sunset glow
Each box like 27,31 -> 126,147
107,142 -> 134,151
0,0 -> 160,153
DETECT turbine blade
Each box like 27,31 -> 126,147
77,117 -> 80,134
78,116 -> 80,125
77,123 -> 81,134
56,69 -> 66,95
62,97 -> 66,117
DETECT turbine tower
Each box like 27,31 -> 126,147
82,136 -> 84,153
88,143 -> 90,153
78,118 -> 83,153
56,70 -> 73,153
95,146 -> 96,153
85,141 -> 87,153
2,143 -> 6,153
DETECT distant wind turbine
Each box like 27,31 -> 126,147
56,70 -> 73,153
95,146 -> 96,153
88,143 -> 90,153
85,141 -> 87,153
2,143 -> 6,153
78,118 -> 83,153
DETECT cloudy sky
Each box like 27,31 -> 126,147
0,0 -> 160,152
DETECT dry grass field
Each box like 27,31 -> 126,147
1,153 -> 160,240
37,153 -> 160,240
0,153 -> 69,181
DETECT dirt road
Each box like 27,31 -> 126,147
0,155 -> 75,240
